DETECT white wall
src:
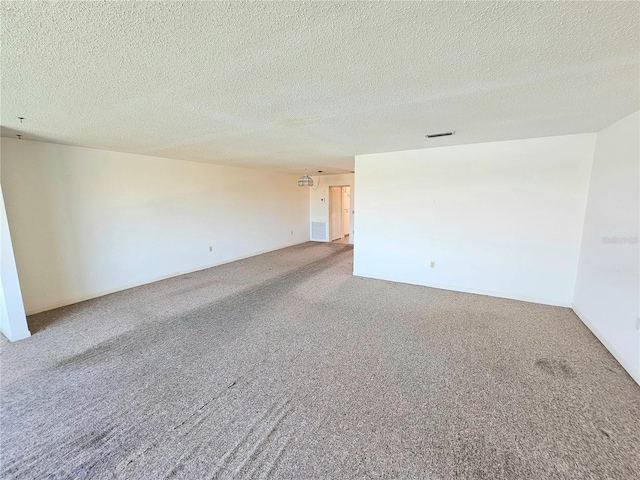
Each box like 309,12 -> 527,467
1,138 -> 309,315
573,111 -> 639,383
354,134 -> 595,306
0,183 -> 31,341
309,173 -> 355,243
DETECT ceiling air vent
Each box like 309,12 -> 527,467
425,131 -> 454,139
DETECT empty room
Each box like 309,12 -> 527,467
1,1 -> 638,479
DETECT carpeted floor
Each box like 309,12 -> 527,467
1,242 -> 638,479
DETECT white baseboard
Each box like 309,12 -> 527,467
571,304 -> 640,385
25,240 -> 310,316
353,271 -> 572,307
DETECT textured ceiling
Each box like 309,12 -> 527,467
1,1 -> 638,173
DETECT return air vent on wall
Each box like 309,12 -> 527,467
311,222 -> 327,241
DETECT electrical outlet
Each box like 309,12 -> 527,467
636,316 -> 640,331
290,230 -> 293,235
430,261 -> 435,268
209,246 -> 213,252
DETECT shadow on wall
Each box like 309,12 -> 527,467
3,148 -> 92,320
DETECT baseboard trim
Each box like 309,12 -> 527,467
25,240 -> 310,316
311,240 -> 354,245
352,271 -> 572,307
571,304 -> 640,385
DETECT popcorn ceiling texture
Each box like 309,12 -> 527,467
1,243 -> 639,479
1,1 -> 638,173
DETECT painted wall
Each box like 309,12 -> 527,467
573,111 -> 640,383
354,134 -> 595,306
0,183 -> 30,341
309,173 -> 355,243
1,139 -> 309,314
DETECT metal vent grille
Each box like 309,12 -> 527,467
311,222 -> 327,241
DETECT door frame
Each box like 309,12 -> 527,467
329,185 -> 349,242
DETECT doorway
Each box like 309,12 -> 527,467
329,186 -> 350,244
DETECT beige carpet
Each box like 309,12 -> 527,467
1,242 -> 638,479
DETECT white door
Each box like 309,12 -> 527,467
329,187 -> 342,241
